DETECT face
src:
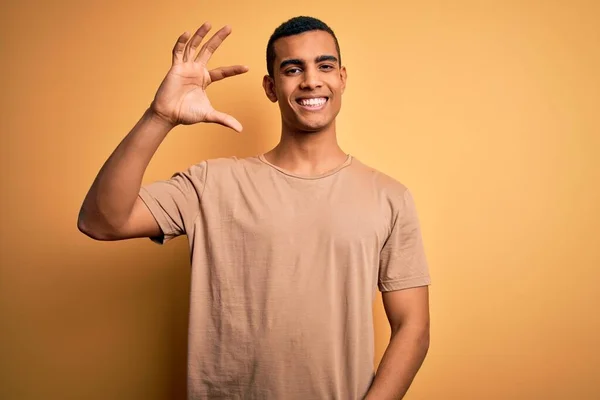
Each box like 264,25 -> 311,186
263,30 -> 347,133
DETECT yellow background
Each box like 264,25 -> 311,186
1,0 -> 599,399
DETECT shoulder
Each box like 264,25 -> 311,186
180,155 -> 262,176
203,155 -> 262,175
348,157 -> 410,198
349,158 -> 426,233
182,155 -> 265,189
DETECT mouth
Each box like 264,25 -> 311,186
295,96 -> 329,111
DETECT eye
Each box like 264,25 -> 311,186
320,64 -> 335,71
285,67 -> 302,75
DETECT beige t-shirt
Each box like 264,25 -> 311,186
138,154 -> 430,400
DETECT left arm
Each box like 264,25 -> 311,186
364,285 -> 430,400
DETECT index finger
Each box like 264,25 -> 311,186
195,25 -> 232,65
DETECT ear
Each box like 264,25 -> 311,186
340,66 -> 347,94
262,75 -> 278,103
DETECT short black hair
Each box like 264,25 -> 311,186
266,16 -> 341,77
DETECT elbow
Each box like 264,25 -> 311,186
77,215 -> 100,240
77,210 -> 110,241
418,323 -> 431,357
421,329 -> 430,353
418,321 -> 431,351
406,324 -> 430,360
392,321 -> 430,353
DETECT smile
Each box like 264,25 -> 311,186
296,97 -> 328,110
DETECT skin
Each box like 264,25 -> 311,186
261,30 -> 349,176
77,22 -> 430,399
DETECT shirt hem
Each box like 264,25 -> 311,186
138,187 -> 175,244
378,275 -> 431,292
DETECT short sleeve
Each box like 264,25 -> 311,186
138,161 -> 208,244
378,188 -> 431,292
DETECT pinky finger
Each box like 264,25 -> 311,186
172,31 -> 191,64
206,109 -> 243,133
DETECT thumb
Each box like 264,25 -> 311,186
205,109 -> 243,133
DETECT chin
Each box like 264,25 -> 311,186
281,109 -> 337,133
295,113 -> 336,131
295,120 -> 332,133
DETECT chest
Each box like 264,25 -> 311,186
209,178 -> 391,253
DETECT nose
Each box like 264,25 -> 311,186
299,66 -> 322,90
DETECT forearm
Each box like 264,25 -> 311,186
364,325 -> 430,400
78,107 -> 174,233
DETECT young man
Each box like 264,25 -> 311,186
78,16 -> 431,400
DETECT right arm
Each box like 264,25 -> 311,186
76,109 -> 173,240
77,23 -> 248,240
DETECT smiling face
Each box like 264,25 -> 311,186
263,30 -> 347,134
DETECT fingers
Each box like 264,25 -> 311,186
195,25 -> 232,65
182,23 -> 212,62
205,109 -> 243,133
209,65 -> 249,83
172,31 -> 191,64
173,24 -> 235,66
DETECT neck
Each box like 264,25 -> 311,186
263,120 -> 348,176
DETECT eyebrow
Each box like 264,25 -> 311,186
279,55 -> 339,69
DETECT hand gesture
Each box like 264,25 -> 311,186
150,23 -> 249,132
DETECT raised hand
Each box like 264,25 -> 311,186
150,23 -> 249,132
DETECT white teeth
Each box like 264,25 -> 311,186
299,97 -> 327,106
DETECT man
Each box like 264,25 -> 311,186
78,16 -> 431,400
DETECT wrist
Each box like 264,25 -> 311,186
146,104 -> 177,131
